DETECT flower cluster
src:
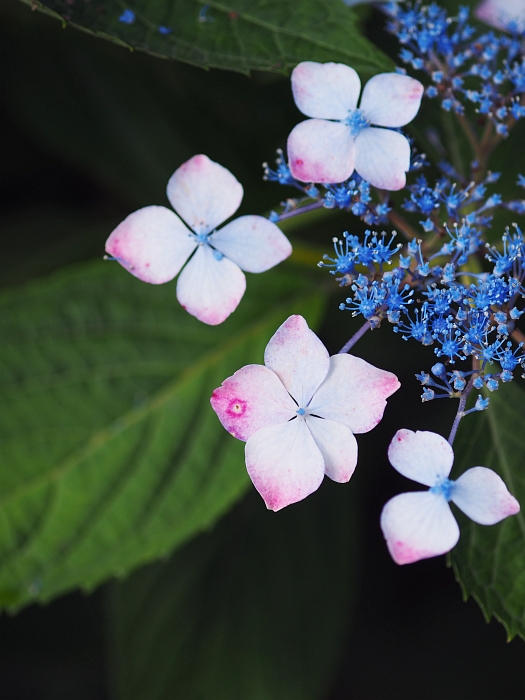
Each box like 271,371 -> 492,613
385,2 -> 525,135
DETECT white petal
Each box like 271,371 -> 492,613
359,73 -> 424,127
308,354 -> 400,434
264,315 -> 330,407
245,420 -> 325,511
288,119 -> 355,184
105,206 -> 196,284
210,216 -> 292,273
210,365 -> 296,442
291,61 -> 361,119
306,416 -> 358,483
452,467 -> 521,525
176,245 -> 246,325
380,491 -> 460,565
387,429 -> 454,486
166,154 -> 243,234
354,127 -> 411,191
476,0 -> 525,30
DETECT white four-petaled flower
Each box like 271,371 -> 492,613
210,315 -> 400,510
475,0 -> 525,31
381,429 -> 520,565
287,61 -> 424,190
105,154 -> 292,325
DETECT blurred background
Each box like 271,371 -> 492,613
1,0 -> 525,698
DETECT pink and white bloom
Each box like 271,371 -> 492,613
210,315 -> 400,511
381,429 -> 520,565
105,154 -> 292,325
287,62 -> 424,190
476,0 -> 525,31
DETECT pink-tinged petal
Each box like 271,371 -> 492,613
166,154 -> 243,234
288,119 -> 355,184
354,127 -> 411,191
105,205 -> 196,284
380,491 -> 460,565
176,245 -> 246,325
210,216 -> 292,273
475,0 -> 525,30
291,61 -> 361,119
210,365 -> 296,442
306,416 -> 358,483
388,429 -> 453,486
359,73 -> 424,127
308,354 -> 400,434
245,420 -> 325,511
452,467 -> 520,525
264,315 -> 330,407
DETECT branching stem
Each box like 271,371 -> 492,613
338,321 -> 371,354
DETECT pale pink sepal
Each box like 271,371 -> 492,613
210,216 -> 292,273
291,61 -> 361,120
166,154 -> 243,235
359,73 -> 424,128
452,466 -> 521,525
307,417 -> 358,483
354,127 -> 411,191
380,491 -> 460,565
288,119 -> 355,184
309,354 -> 400,434
210,364 -> 296,442
475,0 -> 525,30
105,205 -> 197,284
264,315 -> 330,407
245,420 -> 325,511
388,429 -> 454,487
176,244 -> 246,325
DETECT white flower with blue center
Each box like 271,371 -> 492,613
381,429 -> 520,565
287,62 -> 424,190
105,154 -> 292,325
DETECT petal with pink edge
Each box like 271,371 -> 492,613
380,491 -> 460,565
452,466 -> 520,525
308,354 -> 400,434
359,73 -> 424,127
176,244 -> 246,325
475,0 -> 525,30
288,119 -> 355,184
105,205 -> 196,284
264,315 -> 330,407
245,420 -> 325,511
211,216 -> 292,273
291,61 -> 361,120
210,364 -> 296,442
388,429 -> 454,486
306,416 -> 358,483
354,127 -> 411,191
166,154 -> 243,235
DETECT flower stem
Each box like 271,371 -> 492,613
277,200 -> 324,221
338,321 -> 371,354
447,358 -> 480,445
386,210 -> 419,241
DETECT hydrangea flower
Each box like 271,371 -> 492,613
287,62 -> 424,190
105,154 -> 292,325
210,315 -> 400,510
381,430 -> 520,565
475,0 -> 525,31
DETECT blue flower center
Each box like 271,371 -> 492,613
344,109 -> 370,136
296,407 -> 306,416
430,477 -> 455,501
195,232 -> 209,244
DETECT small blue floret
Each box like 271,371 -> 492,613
119,9 -> 136,24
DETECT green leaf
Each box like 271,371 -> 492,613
450,382 -> 525,640
0,259 -> 326,610
17,0 -> 392,76
108,481 -> 358,700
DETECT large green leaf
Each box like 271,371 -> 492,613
108,481 -> 358,700
17,0 -> 391,76
0,260 -> 326,610
450,382 -> 525,640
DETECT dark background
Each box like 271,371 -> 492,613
1,0 -> 524,698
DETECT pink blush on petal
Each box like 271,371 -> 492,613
388,540 -> 435,565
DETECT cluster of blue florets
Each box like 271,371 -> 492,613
327,220 -> 525,402
385,2 -> 525,134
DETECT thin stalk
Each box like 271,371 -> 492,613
338,321 -> 371,354
387,210 -> 420,241
277,200 -> 324,221
448,357 -> 480,445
